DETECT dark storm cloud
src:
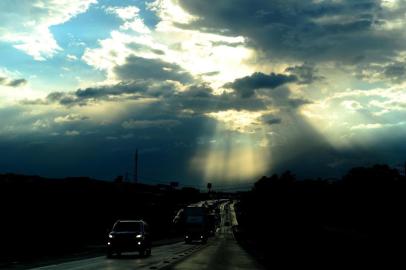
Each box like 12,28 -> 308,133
262,114 -> 282,125
266,118 -> 282,125
36,55 -> 196,106
68,81 -> 267,113
288,98 -> 313,108
151,49 -> 165,55
122,119 -> 181,129
23,68 -> 307,114
385,63 -> 406,78
21,53 -> 306,112
176,0 -> 406,64
244,80 -> 313,109
169,83 -> 269,113
285,64 -> 324,84
114,55 -> 193,83
383,62 -> 406,83
0,77 -> 27,87
8,78 -> 27,87
74,81 -> 154,99
353,60 -> 406,84
32,80 -> 179,106
224,72 -> 297,98
0,102 -> 217,183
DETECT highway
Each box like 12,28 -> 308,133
27,201 -> 263,270
167,201 -> 263,270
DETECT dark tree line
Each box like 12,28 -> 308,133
235,164 -> 406,268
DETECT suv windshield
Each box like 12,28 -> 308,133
113,222 -> 141,232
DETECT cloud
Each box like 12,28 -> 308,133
300,83 -> 406,153
287,98 -> 313,108
0,0 -> 96,60
22,59 -> 311,118
105,5 -> 151,34
352,59 -> 406,84
33,119 -> 50,129
205,110 -> 264,133
106,6 -> 140,21
122,119 -> 181,129
0,76 -> 27,87
37,79 -> 181,107
114,55 -> 193,83
266,118 -> 282,125
54,114 -> 89,123
224,72 -> 297,98
27,78 -> 282,114
175,0 -> 406,66
351,121 -> 406,130
3,0 -> 406,184
383,62 -> 406,83
262,115 -> 282,125
66,54 -> 78,61
285,64 -> 324,84
65,130 -> 80,136
7,79 -> 27,87
341,100 -> 364,111
83,2 -> 256,88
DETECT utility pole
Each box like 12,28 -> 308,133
134,149 -> 138,183
207,182 -> 212,193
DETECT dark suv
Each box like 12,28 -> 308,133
107,220 -> 151,258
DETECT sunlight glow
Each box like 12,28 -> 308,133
148,0 -> 198,24
192,110 -> 271,182
205,110 -> 264,134
300,84 -> 406,147
191,127 -> 271,183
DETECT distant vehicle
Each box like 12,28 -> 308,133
184,206 -> 209,244
107,220 -> 151,258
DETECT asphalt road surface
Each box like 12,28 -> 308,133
28,241 -> 205,270
28,201 -> 263,270
167,202 -> 263,270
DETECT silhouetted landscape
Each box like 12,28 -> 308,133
0,174 -> 205,265
1,163 -> 406,268
235,164 -> 406,267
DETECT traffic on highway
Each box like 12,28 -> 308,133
24,199 -> 260,270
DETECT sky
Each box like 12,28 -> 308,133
1,0 -> 406,187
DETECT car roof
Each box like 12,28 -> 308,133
115,220 -> 146,224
